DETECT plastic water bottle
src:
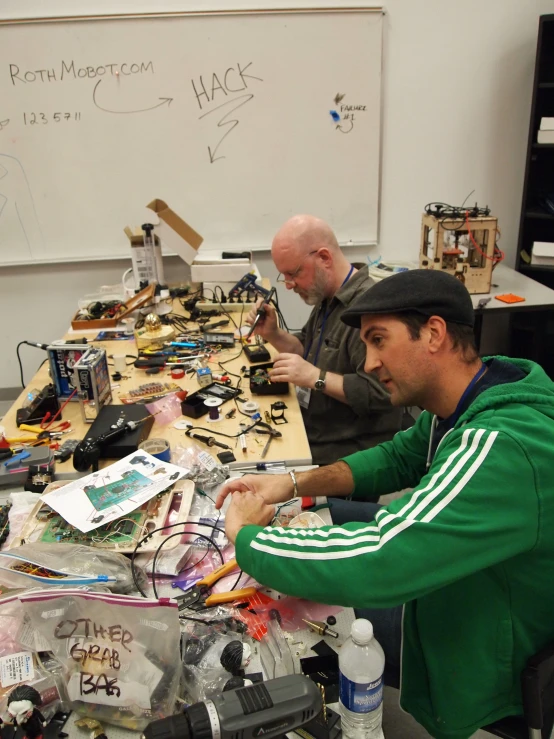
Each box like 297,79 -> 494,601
339,618 -> 386,739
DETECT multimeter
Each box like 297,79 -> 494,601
203,332 -> 235,346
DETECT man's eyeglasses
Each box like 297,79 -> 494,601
276,249 -> 320,284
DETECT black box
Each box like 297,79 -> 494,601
181,383 -> 240,418
243,344 -> 271,363
249,363 -> 289,396
81,404 -> 154,459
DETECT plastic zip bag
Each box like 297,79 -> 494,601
0,594 -> 66,723
0,543 -> 147,594
20,589 -> 181,730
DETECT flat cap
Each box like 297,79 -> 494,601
341,268 -> 475,328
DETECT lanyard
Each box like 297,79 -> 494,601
303,265 -> 355,364
445,362 -> 488,430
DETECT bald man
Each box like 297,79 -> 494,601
247,215 -> 403,465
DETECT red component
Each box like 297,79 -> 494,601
301,497 -> 315,509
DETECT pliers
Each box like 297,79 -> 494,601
175,558 -> 256,611
255,425 -> 282,459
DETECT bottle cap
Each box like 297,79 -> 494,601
351,618 -> 373,644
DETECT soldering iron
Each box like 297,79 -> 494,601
245,288 -> 276,341
143,675 -> 322,739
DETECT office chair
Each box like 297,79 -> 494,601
482,641 -> 554,739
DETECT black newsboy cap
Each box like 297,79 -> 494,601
341,269 -> 475,329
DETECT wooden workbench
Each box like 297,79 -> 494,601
2,303 -> 312,479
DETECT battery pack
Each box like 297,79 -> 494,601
72,347 -> 112,423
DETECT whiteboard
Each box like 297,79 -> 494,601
0,9 -> 383,266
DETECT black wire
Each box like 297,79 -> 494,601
16,341 -> 48,388
185,417 -> 261,439
228,569 -> 243,591
16,342 -> 27,388
174,490 -> 222,576
131,521 -> 226,597
151,531 -> 223,599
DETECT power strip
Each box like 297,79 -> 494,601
195,301 -> 256,312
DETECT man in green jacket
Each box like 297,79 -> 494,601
217,269 -> 554,739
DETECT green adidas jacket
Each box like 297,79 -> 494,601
236,357 -> 554,738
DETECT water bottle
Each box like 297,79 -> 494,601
339,618 -> 385,739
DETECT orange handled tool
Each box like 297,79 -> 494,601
176,558 -> 257,610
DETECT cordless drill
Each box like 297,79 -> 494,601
142,675 -> 322,739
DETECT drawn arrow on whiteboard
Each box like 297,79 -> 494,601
92,80 -> 173,114
199,94 -> 254,164
336,120 -> 354,134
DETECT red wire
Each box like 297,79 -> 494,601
40,388 -> 78,429
465,210 -> 504,264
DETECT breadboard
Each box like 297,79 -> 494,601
10,478 -> 194,553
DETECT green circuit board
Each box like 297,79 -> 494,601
41,510 -> 144,546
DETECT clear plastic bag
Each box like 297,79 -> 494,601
20,589 -> 181,730
181,619 -> 249,702
0,543 -> 147,594
0,594 -> 66,722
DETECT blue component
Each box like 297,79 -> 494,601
98,575 -> 109,581
330,110 -> 341,122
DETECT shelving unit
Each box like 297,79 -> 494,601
516,14 -> 554,289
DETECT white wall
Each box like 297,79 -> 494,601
2,0 -> 553,389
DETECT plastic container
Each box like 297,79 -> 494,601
339,618 -> 385,739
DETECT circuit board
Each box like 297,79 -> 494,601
11,478 -> 194,553
41,509 -> 145,547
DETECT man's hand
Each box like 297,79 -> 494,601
270,353 -> 319,388
246,299 -> 279,341
215,473 -> 294,510
225,491 -> 275,543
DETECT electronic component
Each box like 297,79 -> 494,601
47,344 -> 89,400
73,346 -> 112,423
243,344 -> 272,363
197,367 -> 213,387
250,363 -> 289,396
143,675 -> 321,739
16,384 -> 60,427
181,383 -> 240,418
203,332 -> 236,346
13,478 -> 194,553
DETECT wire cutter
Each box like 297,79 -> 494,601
255,425 -> 282,459
175,558 -> 257,611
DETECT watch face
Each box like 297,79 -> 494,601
315,379 -> 325,390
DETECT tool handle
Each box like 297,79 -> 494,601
205,587 -> 257,607
18,424 -> 41,434
198,557 -> 238,588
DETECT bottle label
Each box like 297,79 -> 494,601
339,673 -> 383,713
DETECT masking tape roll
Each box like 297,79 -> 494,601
242,401 -> 260,415
138,438 -> 171,462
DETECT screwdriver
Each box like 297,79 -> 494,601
245,288 -> 276,341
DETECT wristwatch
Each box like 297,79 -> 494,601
314,369 -> 327,391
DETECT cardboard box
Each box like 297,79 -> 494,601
71,284 -> 155,330
146,199 -> 203,264
191,257 -> 251,283
531,241 -> 554,266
